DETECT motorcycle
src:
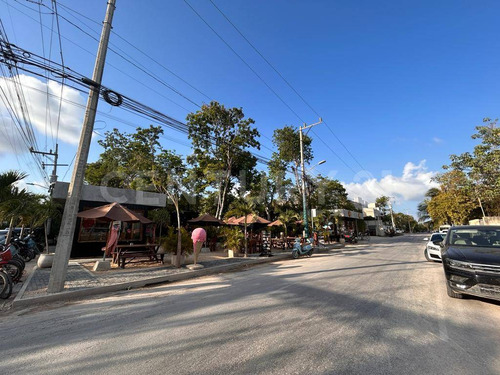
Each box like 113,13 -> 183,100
292,238 -> 314,259
343,232 -> 358,244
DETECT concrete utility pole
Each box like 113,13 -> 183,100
48,0 -> 116,293
388,201 -> 396,231
299,118 -> 322,239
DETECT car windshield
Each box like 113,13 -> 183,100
449,228 -> 500,247
430,233 -> 444,242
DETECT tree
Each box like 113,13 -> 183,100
0,170 -> 30,244
427,170 -> 477,225
152,150 -> 189,268
226,198 -> 255,257
186,101 -> 260,219
447,118 -> 500,216
309,176 -> 349,211
417,188 -> 440,223
86,125 -> 164,188
375,196 -> 390,215
393,212 -> 417,232
279,210 -> 299,239
271,126 -> 312,197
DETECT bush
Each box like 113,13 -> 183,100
160,227 -> 193,255
221,227 -> 243,254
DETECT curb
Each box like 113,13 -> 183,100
12,253 -> 291,308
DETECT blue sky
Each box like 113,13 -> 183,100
1,0 -> 499,215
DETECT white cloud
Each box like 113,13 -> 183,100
342,160 -> 439,204
0,74 -> 85,154
432,137 -> 443,144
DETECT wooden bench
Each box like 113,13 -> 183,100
113,244 -> 161,269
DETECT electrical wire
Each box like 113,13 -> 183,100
208,0 -> 368,172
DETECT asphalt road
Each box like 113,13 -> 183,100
1,234 -> 499,375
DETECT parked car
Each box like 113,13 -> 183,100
439,225 -> 500,301
423,232 -> 446,262
439,225 -> 451,233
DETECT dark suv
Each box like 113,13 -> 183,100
440,225 -> 500,301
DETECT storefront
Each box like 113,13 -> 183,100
332,209 -> 364,234
52,182 -> 166,257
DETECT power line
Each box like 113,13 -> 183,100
56,1 -> 213,102
207,0 -> 368,172
3,0 -> 203,111
183,0 -> 306,123
184,0 -> 358,177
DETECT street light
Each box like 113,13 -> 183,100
300,118 -> 323,238
308,159 -> 326,173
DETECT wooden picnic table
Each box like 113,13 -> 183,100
270,237 -> 296,250
112,243 -> 161,268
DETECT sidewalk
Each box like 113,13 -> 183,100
10,242 -> 346,308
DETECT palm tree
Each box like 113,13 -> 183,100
279,210 -> 298,239
227,198 -> 254,257
0,170 -> 29,244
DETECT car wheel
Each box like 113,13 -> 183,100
424,248 -> 432,262
446,282 -> 463,299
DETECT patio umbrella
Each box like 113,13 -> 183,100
224,216 -> 240,226
77,202 -> 152,224
187,213 -> 225,226
234,214 -> 271,226
268,219 -> 284,227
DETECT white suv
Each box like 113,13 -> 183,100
423,232 -> 446,262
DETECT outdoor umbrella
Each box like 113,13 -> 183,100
77,202 -> 152,260
76,202 -> 152,224
187,213 -> 225,226
224,216 -> 240,226
268,219 -> 284,227
234,214 -> 271,226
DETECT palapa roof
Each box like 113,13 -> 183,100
187,213 -> 225,225
76,202 -> 152,224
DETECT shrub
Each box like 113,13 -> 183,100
160,227 -> 193,255
221,227 -> 243,254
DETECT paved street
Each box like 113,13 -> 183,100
1,235 -> 499,375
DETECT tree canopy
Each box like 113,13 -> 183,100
186,101 -> 260,219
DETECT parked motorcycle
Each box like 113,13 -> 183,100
292,238 -> 314,259
343,232 -> 358,244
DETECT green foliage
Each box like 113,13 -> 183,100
392,212 -> 417,231
226,198 -> 255,257
427,170 -> 477,225
271,126 -> 312,197
159,227 -> 193,255
86,125 -> 164,188
221,227 -> 244,253
375,196 -> 390,215
446,118 -> 500,216
186,101 -> 260,219
279,210 -> 299,238
309,176 -> 349,210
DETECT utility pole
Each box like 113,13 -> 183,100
30,144 -> 67,193
31,144 -> 67,239
48,0 -> 116,293
406,210 -> 413,233
299,118 -> 322,239
388,201 -> 396,231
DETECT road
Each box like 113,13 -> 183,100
1,235 -> 499,374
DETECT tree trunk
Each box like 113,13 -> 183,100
243,220 -> 248,258
175,201 -> 182,268
44,220 -> 50,254
5,217 -> 14,245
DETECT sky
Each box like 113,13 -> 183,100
1,0 -> 499,216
